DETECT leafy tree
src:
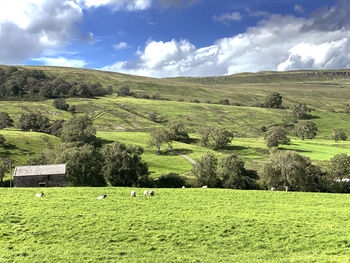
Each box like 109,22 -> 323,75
167,121 -> 190,143
68,105 -> 76,115
117,85 -> 132,96
210,128 -> 233,150
294,120 -> 318,140
292,104 -> 311,119
49,119 -> 65,137
329,153 -> 350,179
156,173 -> 187,188
17,112 -> 50,132
199,127 -> 232,149
0,159 -> 9,185
0,112 -> 13,129
259,150 -> 322,191
53,98 -> 69,111
264,92 -> 283,108
192,152 -> 221,187
60,115 -> 97,146
332,128 -> 347,142
218,154 -> 257,189
101,142 -> 149,187
265,126 -> 290,148
148,127 -> 172,154
55,144 -> 106,187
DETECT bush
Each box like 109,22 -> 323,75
264,92 -> 283,108
53,98 -> 69,111
17,112 -> 51,133
156,173 -> 187,188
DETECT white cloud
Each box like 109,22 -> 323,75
32,56 -> 87,68
83,0 -> 152,11
114,42 -> 131,50
0,0 -> 83,64
294,5 -> 304,14
213,12 -> 242,25
103,2 -> 350,78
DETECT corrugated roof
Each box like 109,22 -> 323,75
14,164 -> 66,177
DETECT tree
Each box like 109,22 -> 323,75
167,121 -> 190,143
259,150 -> 322,192
264,92 -> 282,108
17,112 -> 50,132
294,120 -> 318,140
157,173 -> 187,188
292,104 -> 311,119
53,98 -> 69,111
192,152 -> 221,187
332,128 -> 347,142
0,112 -> 13,129
117,85 -> 132,96
101,142 -> 149,187
265,126 -> 290,148
329,153 -> 350,179
218,154 -> 257,189
210,128 -> 233,150
148,127 -> 172,154
60,115 -> 97,146
55,144 -> 106,186
0,159 -> 9,185
199,127 -> 232,149
49,119 -> 65,137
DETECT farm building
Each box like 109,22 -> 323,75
14,164 -> 66,187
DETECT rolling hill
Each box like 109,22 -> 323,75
1,65 -> 350,178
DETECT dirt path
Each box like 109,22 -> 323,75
172,150 -> 196,164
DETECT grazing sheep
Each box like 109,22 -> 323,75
131,191 -> 136,197
35,192 -> 44,197
182,186 -> 186,188
202,185 -> 208,188
97,194 -> 107,199
144,190 -> 148,196
270,187 -> 275,191
150,190 -> 155,196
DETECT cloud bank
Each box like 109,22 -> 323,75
103,1 -> 350,77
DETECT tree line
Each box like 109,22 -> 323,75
0,66 -> 111,100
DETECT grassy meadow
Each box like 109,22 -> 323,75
1,188 -> 350,262
1,66 -> 350,178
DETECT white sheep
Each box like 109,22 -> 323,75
35,192 -> 44,197
131,191 -> 136,197
270,187 -> 275,191
150,190 -> 155,196
97,194 -> 107,199
182,186 -> 186,188
202,185 -> 208,188
144,190 -> 148,196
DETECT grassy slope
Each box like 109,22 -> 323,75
1,66 -> 350,176
1,188 -> 350,262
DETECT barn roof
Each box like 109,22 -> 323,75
14,164 -> 66,177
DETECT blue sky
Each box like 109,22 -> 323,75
1,0 -> 349,77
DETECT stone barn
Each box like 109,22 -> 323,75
14,164 -> 66,187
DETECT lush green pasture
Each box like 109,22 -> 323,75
98,131 -> 215,177
0,130 -> 60,171
1,188 -> 350,262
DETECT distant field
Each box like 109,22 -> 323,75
1,188 -> 350,262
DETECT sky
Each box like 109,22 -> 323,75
1,0 -> 350,78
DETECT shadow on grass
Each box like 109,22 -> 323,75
3,143 -> 18,150
169,149 -> 194,155
279,147 -> 312,153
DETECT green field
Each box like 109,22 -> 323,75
1,66 -> 350,178
1,188 -> 350,262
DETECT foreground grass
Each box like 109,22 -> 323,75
1,188 -> 350,262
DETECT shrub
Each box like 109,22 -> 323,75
156,173 -> 187,188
